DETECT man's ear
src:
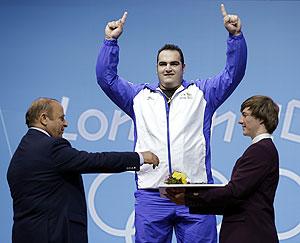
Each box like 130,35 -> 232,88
40,113 -> 48,126
182,63 -> 186,73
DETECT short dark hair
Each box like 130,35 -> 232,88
25,98 -> 58,128
157,44 -> 185,64
240,95 -> 279,134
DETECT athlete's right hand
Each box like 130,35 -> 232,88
105,11 -> 127,40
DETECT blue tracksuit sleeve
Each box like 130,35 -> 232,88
96,39 -> 144,118
196,33 -> 247,111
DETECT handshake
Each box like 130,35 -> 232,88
140,151 -> 160,169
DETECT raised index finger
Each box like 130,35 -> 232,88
120,11 -> 128,24
220,4 -> 227,17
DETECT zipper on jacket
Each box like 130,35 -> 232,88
158,88 -> 185,174
157,90 -> 173,174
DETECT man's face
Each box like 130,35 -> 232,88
45,101 -> 68,138
157,50 -> 185,89
238,107 -> 262,139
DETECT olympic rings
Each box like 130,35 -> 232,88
88,168 -> 300,242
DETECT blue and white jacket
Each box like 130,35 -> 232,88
96,34 -> 247,189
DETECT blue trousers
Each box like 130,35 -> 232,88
134,189 -> 217,243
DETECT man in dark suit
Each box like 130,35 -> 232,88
7,97 -> 159,243
166,95 -> 280,243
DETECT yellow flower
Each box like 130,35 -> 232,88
165,171 -> 188,184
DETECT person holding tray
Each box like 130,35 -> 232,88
166,95 -> 280,243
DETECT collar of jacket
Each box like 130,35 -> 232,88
144,79 -> 193,92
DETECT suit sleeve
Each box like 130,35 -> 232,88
51,138 -> 140,173
195,33 -> 247,111
185,143 -> 272,214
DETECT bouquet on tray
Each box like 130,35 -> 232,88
165,171 -> 190,184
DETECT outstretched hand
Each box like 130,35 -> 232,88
141,151 -> 159,169
105,11 -> 128,40
220,4 -> 241,36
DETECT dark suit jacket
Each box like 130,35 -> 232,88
185,138 -> 279,243
7,129 -> 141,243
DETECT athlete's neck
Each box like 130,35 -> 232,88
159,83 -> 181,91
